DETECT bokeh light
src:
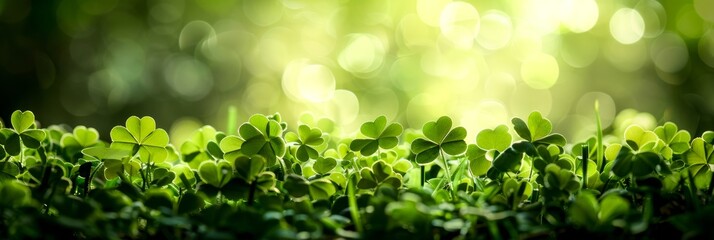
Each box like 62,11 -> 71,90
2,0 -> 714,140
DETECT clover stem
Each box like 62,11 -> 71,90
347,173 -> 364,234
247,180 -> 257,206
708,173 -> 714,196
595,100 -> 604,172
268,143 -> 290,179
420,165 -> 425,187
581,145 -> 588,189
439,150 -> 455,199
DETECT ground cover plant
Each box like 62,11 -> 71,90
1,108 -> 714,239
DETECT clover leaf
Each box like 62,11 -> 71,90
282,174 -> 337,200
624,125 -> 658,151
610,147 -> 660,178
171,164 -> 196,189
60,126 -> 100,149
476,125 -> 511,152
313,156 -> 337,175
2,110 -> 47,156
569,191 -> 630,230
60,126 -> 101,161
110,116 -> 169,163
350,116 -> 403,156
410,116 -> 467,164
286,124 -> 325,162
684,138 -> 714,189
181,126 -> 219,169
543,164 -> 580,193
238,114 -> 286,167
502,178 -> 533,205
233,155 -> 266,182
103,157 -> 142,179
654,122 -> 691,154
198,159 -> 233,188
466,144 -> 490,177
219,135 -> 245,163
512,111 -> 565,146
357,160 -> 402,189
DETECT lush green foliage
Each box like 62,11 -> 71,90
1,110 -> 713,239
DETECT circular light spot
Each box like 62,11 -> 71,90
164,56 -> 214,101
677,4 -> 706,39
389,56 -> 426,93
338,33 -> 386,74
560,33 -> 599,68
179,21 -> 216,50
484,73 -> 516,98
698,30 -> 714,68
34,52 -> 56,89
169,117 -> 203,147
358,88 -> 400,121
510,87 -> 552,117
650,32 -> 688,73
396,14 -> 437,50
324,90 -> 359,126
613,109 -> 657,136
150,0 -> 184,23
469,100 -> 509,132
575,92 -> 616,129
242,81 -> 281,114
477,10 -> 512,50
559,0 -> 599,33
636,0 -> 666,38
694,0 -> 714,23
603,40 -> 648,72
557,115 -> 592,142
87,69 -> 130,108
439,1 -> 480,49
417,0 -> 452,27
406,94 -> 446,129
290,64 -> 335,102
609,8 -> 645,44
509,35 -> 542,61
521,53 -> 559,89
243,0 -> 283,26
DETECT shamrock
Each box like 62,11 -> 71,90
238,114 -> 287,167
0,110 -> 47,156
410,116 -> 467,164
512,111 -> 565,146
285,124 -> 325,162
110,116 -> 169,163
350,116 -> 403,156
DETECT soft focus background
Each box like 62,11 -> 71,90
1,0 -> 713,142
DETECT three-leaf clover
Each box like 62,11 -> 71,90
282,174 -> 337,200
238,114 -> 287,167
410,116 -> 467,164
60,126 -> 100,149
610,147 -> 661,178
654,122 -> 691,155
350,116 -> 403,156
60,126 -> 101,160
181,126 -> 220,168
0,110 -> 47,156
110,116 -> 170,163
512,111 -> 565,146
286,125 -> 325,162
569,191 -> 630,231
623,125 -> 658,151
198,159 -> 233,188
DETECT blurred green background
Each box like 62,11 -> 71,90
1,0 -> 713,142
